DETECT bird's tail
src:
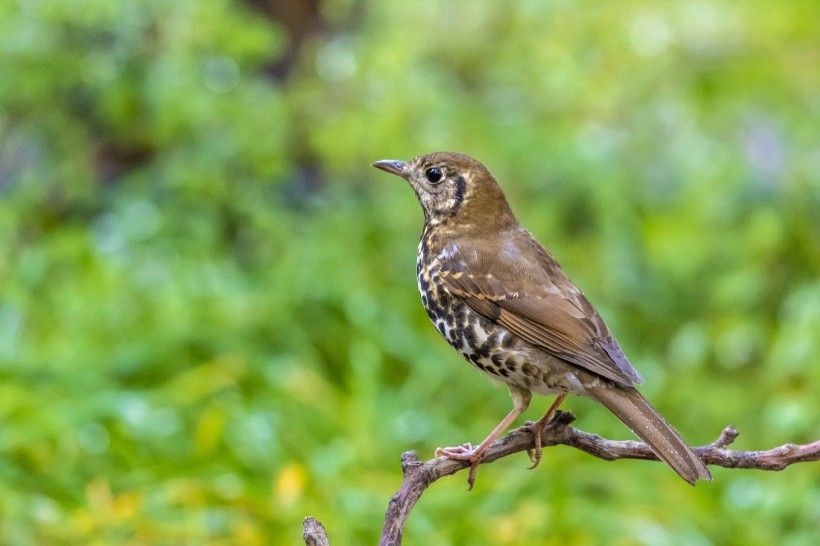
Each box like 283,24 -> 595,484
585,384 -> 711,485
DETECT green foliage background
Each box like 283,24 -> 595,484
1,0 -> 818,544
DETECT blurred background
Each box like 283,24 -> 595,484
1,0 -> 818,544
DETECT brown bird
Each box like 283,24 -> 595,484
373,152 -> 711,489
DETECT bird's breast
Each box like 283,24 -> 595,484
416,236 -> 569,394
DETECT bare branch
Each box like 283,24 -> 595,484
377,411 -> 819,546
302,516 -> 331,546
302,412 -> 819,546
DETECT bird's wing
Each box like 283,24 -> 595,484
438,230 -> 643,386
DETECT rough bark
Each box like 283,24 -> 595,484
301,411 -> 820,546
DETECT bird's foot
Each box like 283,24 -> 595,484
523,393 -> 568,469
522,420 -> 545,469
435,443 -> 475,460
435,444 -> 483,490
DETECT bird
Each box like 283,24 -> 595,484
372,152 -> 711,489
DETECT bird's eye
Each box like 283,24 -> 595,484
425,167 -> 444,184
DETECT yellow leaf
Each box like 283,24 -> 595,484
274,463 -> 306,507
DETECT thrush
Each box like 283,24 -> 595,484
373,152 -> 711,489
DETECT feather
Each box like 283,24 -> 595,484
439,228 -> 643,386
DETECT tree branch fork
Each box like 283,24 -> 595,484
303,411 -> 819,546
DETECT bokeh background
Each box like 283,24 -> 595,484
1,0 -> 818,544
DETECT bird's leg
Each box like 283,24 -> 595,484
525,393 -> 567,469
436,387 -> 531,489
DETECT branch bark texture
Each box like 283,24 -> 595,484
302,516 -> 330,546
378,411 -> 819,546
301,411 -> 819,546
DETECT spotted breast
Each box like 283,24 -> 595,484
416,227 -> 566,395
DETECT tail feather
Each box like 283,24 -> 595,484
586,384 -> 711,484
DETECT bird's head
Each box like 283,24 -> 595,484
373,152 -> 516,230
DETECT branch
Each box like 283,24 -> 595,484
301,411 -> 819,546
378,411 -> 819,546
302,516 -> 330,546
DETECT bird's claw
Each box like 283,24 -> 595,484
523,420 -> 544,469
435,443 -> 475,460
435,443 -> 482,490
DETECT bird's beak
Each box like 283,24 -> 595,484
372,159 -> 408,178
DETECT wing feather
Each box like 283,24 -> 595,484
438,230 -> 642,386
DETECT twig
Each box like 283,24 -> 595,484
301,411 -> 819,546
302,516 -> 330,546
378,411 -> 819,546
